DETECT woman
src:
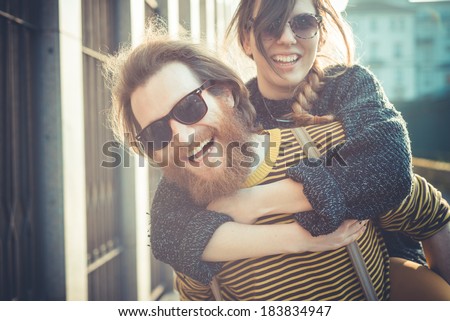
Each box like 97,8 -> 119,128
149,0 -> 420,285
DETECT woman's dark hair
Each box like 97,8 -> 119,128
226,0 -> 355,124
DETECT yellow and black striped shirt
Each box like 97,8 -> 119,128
175,122 -> 450,301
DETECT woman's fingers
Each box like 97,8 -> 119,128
336,220 -> 368,247
337,219 -> 365,233
305,220 -> 370,252
347,219 -> 368,228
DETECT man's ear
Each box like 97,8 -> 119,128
222,87 -> 235,108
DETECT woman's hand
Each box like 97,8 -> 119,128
287,219 -> 368,253
207,179 -> 313,224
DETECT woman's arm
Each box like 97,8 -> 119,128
286,65 -> 413,236
202,219 -> 366,261
151,178 -> 365,282
206,179 -> 312,224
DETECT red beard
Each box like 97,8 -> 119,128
162,108 -> 253,206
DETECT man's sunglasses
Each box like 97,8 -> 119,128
135,79 -> 217,154
249,13 -> 322,40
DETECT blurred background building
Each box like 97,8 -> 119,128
1,0 -> 449,301
347,0 -> 450,102
346,0 -> 450,161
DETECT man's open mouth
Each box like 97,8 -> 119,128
187,138 -> 215,163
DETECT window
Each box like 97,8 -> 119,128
390,18 -> 396,31
370,42 -> 379,61
398,18 -> 405,32
394,42 -> 403,59
370,18 -> 377,32
396,69 -> 404,83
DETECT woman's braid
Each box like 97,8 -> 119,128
289,61 -> 334,126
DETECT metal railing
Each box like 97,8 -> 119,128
413,157 -> 450,197
82,0 -> 123,301
0,0 -> 39,301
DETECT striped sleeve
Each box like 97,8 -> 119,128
175,272 -> 215,301
378,174 -> 450,241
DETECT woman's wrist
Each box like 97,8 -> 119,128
258,180 -> 312,216
283,223 -> 309,254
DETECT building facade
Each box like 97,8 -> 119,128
346,0 -> 450,102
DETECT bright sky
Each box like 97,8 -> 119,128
331,0 -> 349,12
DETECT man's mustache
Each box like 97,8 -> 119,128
170,131 -> 215,161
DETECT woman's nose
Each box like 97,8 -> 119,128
276,24 -> 297,45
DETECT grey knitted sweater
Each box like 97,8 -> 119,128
150,65 -> 415,284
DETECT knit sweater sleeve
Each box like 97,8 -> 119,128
150,178 -> 233,284
287,65 -> 413,236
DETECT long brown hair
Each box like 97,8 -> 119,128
226,0 -> 355,125
104,33 -> 259,157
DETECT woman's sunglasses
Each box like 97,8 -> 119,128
135,79 -> 217,154
249,13 -> 322,40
